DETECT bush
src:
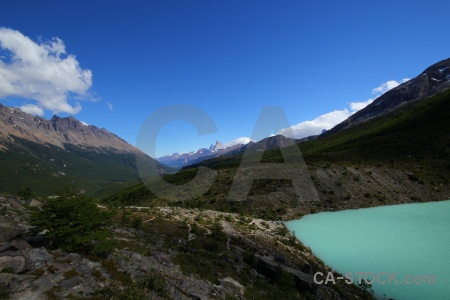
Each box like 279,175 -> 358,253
132,217 -> 143,229
93,273 -> 169,300
29,188 -> 115,256
276,225 -> 290,237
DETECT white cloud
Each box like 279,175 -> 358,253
349,98 -> 374,111
107,101 -> 113,111
278,77 -> 410,139
222,137 -> 253,148
0,27 -> 92,115
372,78 -> 410,95
278,109 -> 353,138
18,104 -> 44,116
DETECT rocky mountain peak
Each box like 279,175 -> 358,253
323,57 -> 450,136
209,140 -> 224,151
50,114 -> 86,133
0,103 -> 142,155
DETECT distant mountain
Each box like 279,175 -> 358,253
0,106 -> 140,154
157,133 -> 320,169
0,103 -> 169,196
232,135 -> 298,154
156,140 -> 244,169
107,87 -> 450,218
323,57 -> 450,136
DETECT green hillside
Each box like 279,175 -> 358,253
0,137 -> 165,197
103,89 -> 450,218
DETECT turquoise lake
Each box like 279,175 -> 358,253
285,200 -> 450,300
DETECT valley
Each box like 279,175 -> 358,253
0,50 -> 449,300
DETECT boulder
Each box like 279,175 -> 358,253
0,273 -> 37,293
76,263 -> 92,275
0,223 -> 26,243
212,284 -> 226,298
219,277 -> 245,296
25,248 -> 52,270
31,273 -> 62,292
256,256 -> 316,294
0,240 -> 32,253
68,253 -> 81,262
0,250 -> 25,258
60,276 -> 82,290
250,268 -> 259,279
27,199 -> 43,207
0,256 -> 26,273
130,252 -> 142,261
151,251 -> 171,264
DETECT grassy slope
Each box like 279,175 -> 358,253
103,89 -> 450,218
0,136 -> 148,196
300,89 -> 450,165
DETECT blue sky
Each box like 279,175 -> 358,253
1,0 -> 450,157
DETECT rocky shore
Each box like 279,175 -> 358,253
0,195 -> 365,299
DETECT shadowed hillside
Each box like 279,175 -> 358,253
104,88 -> 450,219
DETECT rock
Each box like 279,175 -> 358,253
0,223 -> 26,242
256,256 -> 316,294
69,284 -> 95,298
52,249 -> 64,256
0,249 -> 25,258
0,240 -> 32,253
219,277 -> 245,296
60,276 -> 82,289
0,255 -> 26,273
250,268 -> 259,279
190,292 -> 208,300
27,199 -> 43,207
76,263 -> 91,274
0,273 -> 37,294
68,253 -> 81,261
130,252 -> 142,261
9,290 -> 48,300
25,235 -> 47,246
31,273 -> 62,291
25,248 -> 52,270
151,251 -> 171,264
212,284 -> 226,298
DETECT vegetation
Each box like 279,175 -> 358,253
92,274 -> 169,300
29,187 -> 115,256
359,279 -> 375,299
0,137 -> 153,197
5,81 -> 449,300
102,88 -> 450,219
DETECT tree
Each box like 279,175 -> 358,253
359,279 -> 375,299
29,188 -> 115,256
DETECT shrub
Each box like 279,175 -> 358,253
210,222 -> 227,241
276,225 -> 290,237
132,217 -> 143,229
29,188 -> 115,256
94,273 -> 169,300
64,269 -> 80,279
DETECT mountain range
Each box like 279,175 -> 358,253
157,135 -> 320,169
160,57 -> 450,169
156,140 -> 244,169
0,105 -> 169,196
323,57 -> 450,136
105,57 -> 450,214
2,57 -> 450,300
0,57 -> 449,197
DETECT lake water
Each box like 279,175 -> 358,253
285,200 -> 450,300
